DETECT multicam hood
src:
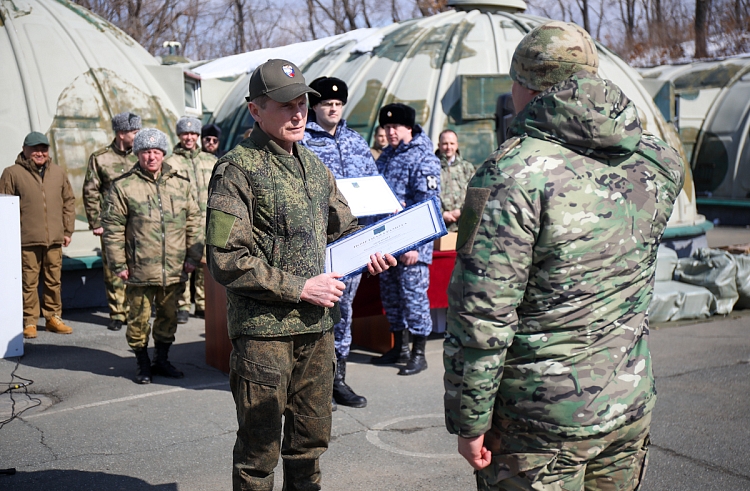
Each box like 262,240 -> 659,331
510,72 -> 642,160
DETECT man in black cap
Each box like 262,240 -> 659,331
1,132 -> 76,339
83,111 -> 141,331
302,77 -> 378,410
371,103 -> 441,376
201,123 -> 222,157
205,59 -> 396,491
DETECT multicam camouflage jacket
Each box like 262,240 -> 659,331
302,119 -> 378,179
205,123 -> 359,339
444,73 -> 685,439
101,162 -> 204,287
377,126 -> 441,264
164,144 -> 217,218
438,151 -> 475,232
82,141 -> 138,229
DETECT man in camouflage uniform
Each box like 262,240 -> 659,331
436,129 -> 475,233
205,59 -> 395,491
372,103 -> 441,376
370,125 -> 387,160
102,128 -> 203,384
443,21 -> 685,490
165,116 -> 217,323
83,111 -> 141,331
302,76 -> 378,409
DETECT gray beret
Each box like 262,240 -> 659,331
176,116 -> 202,135
112,112 -> 142,132
133,128 -> 169,155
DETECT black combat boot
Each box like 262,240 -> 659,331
370,330 -> 411,365
398,335 -> 427,376
151,342 -> 184,378
333,358 -> 367,408
331,397 -> 337,412
134,348 -> 152,384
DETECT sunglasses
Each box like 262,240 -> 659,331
203,137 -> 219,143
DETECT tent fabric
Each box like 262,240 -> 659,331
649,280 -> 715,322
674,248 -> 739,314
655,245 -> 678,281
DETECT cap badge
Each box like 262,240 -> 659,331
332,85 -> 338,91
149,136 -> 155,143
187,122 -> 192,127
282,64 -> 295,78
387,111 -> 392,117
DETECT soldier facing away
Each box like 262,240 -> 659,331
371,103 -> 441,376
165,116 -> 217,323
436,129 -> 475,232
83,111 -> 141,331
205,58 -> 395,491
0,132 -> 75,339
102,128 -> 203,384
443,21 -> 685,490
302,76 -> 379,410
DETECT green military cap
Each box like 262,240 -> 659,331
510,20 -> 599,92
23,131 -> 50,147
246,59 -> 320,103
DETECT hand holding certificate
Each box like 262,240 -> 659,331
325,196 -> 447,278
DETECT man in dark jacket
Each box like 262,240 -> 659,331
205,59 -> 395,491
444,21 -> 685,490
0,132 -> 75,339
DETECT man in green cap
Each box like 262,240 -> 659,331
1,132 -> 76,339
443,21 -> 685,490
205,58 -> 396,491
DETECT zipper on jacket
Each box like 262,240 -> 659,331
156,178 -> 167,287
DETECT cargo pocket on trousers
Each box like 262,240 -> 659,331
291,413 -> 333,456
478,451 -> 559,486
634,435 -> 651,491
230,351 -> 282,419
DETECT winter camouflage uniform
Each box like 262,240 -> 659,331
302,118 -> 378,358
438,151 -> 475,232
102,162 -> 203,349
165,145 -> 217,313
205,124 -> 359,490
376,126 -> 441,337
443,72 -> 684,490
83,141 -> 138,322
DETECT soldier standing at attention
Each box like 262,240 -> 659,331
443,21 -> 685,490
83,111 -> 141,331
102,128 -> 203,384
165,116 -> 217,323
370,125 -> 387,160
1,132 -> 75,339
205,59 -> 395,491
371,103 -> 441,376
302,76 -> 378,409
436,129 -> 474,232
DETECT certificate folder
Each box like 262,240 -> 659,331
336,175 -> 403,217
325,196 -> 447,279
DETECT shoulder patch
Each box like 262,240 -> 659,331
206,194 -> 246,249
456,187 -> 491,255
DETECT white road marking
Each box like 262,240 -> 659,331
22,381 -> 229,420
365,413 -> 462,459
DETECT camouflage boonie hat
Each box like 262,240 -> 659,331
510,21 -> 599,92
133,128 -> 169,155
176,116 -> 202,135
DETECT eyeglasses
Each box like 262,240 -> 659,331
203,137 -> 219,143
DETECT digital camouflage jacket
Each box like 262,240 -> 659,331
205,124 -> 359,339
302,119 -> 378,179
101,162 -> 204,287
82,141 -> 138,229
376,126 -> 441,264
164,144 -> 217,218
438,151 -> 475,232
444,73 -> 685,439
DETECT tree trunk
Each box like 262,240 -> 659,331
695,0 -> 709,58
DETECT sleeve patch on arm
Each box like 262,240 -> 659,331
206,193 -> 245,248
456,187 -> 491,255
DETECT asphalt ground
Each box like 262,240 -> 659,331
0,306 -> 749,491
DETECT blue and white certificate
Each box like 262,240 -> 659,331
336,175 -> 403,217
325,196 -> 447,278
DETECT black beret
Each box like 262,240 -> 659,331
308,77 -> 348,107
378,103 -> 416,128
202,123 -> 221,138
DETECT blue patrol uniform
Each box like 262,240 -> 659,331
302,118 -> 378,358
376,126 -> 441,337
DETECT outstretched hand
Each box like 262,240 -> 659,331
301,273 -> 346,307
457,435 -> 492,470
367,252 -> 397,275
